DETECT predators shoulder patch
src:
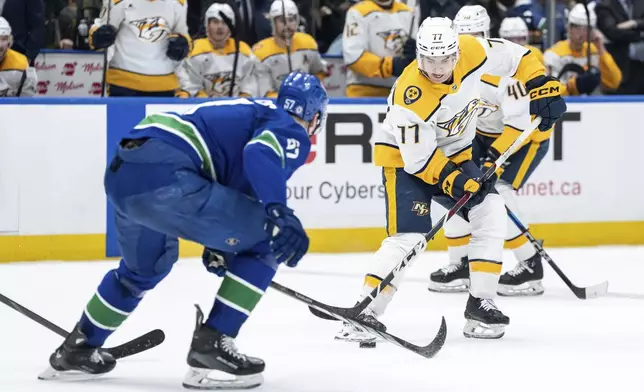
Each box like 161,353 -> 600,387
403,86 -> 421,105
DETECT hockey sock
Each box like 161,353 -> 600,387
79,269 -> 145,347
207,253 -> 277,337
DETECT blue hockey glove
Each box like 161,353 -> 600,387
166,34 -> 190,61
402,38 -> 416,58
392,56 -> 414,76
265,204 -> 309,268
574,67 -> 601,95
526,75 -> 567,131
202,247 -> 233,277
91,24 -> 117,49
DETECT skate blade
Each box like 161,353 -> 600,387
463,320 -> 506,339
497,281 -> 544,297
428,279 -> 470,293
182,367 -> 263,390
38,366 -> 107,381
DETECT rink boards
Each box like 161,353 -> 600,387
0,96 -> 643,261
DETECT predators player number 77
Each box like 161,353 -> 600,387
336,17 -> 566,342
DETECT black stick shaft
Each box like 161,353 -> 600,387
0,292 -> 68,337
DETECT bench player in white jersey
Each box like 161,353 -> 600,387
342,0 -> 415,97
0,17 -> 36,97
252,0 -> 328,98
429,6 -> 553,297
335,17 -> 565,341
176,3 -> 256,98
499,17 -> 545,65
544,3 -> 621,96
90,0 -> 192,96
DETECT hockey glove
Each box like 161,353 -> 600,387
480,146 -> 506,178
439,161 -> 480,201
573,67 -> 601,95
526,75 -> 567,131
90,24 -> 117,50
402,38 -> 416,58
202,247 -> 233,277
265,203 -> 309,268
166,34 -> 190,61
392,56 -> 414,77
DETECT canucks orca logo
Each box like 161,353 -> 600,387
377,29 -> 407,54
205,71 -> 238,97
438,98 -> 498,137
130,17 -> 169,42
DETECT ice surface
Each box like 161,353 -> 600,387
1,246 -> 643,392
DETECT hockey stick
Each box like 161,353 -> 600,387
280,0 -> 293,73
504,206 -> 609,299
310,116 -> 542,321
270,281 -> 446,358
0,292 -> 165,359
219,5 -> 239,97
101,0 -> 112,97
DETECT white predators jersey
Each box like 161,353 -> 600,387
343,1 -> 413,96
177,38 -> 256,97
93,0 -> 190,91
544,40 -> 622,95
252,32 -> 327,97
0,49 -> 36,97
375,36 -> 545,184
476,75 -> 531,137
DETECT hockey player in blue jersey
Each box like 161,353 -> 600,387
39,71 -> 328,390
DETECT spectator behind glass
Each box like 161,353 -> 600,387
595,0 -> 644,94
1,0 -> 45,63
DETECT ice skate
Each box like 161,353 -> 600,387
428,257 -> 470,292
38,324 -> 116,381
335,308 -> 387,345
183,306 -> 264,390
463,295 -> 510,339
498,253 -> 545,296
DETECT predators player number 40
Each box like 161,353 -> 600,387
336,17 -> 566,343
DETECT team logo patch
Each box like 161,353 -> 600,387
376,29 -> 407,53
403,86 -> 421,105
411,201 -> 430,216
130,17 -> 169,42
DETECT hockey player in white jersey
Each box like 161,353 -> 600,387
342,0 -> 415,97
252,0 -> 328,97
335,17 -> 565,341
429,6 -> 552,297
90,0 -> 192,96
499,17 -> 544,64
544,3 -> 622,96
176,3 -> 256,97
0,17 -> 36,97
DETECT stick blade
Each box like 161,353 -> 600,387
584,281 -> 609,299
106,329 -> 165,359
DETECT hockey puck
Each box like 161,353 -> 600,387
359,341 -> 376,348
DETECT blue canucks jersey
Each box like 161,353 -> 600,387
128,98 -> 311,206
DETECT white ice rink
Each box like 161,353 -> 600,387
1,246 -> 643,392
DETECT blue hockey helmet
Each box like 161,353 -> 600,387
277,71 -> 328,136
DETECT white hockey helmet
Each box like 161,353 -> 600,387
499,17 -> 529,40
0,17 -> 11,37
204,3 -> 235,29
567,3 -> 596,27
454,5 -> 491,38
416,17 -> 459,83
269,0 -> 299,19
